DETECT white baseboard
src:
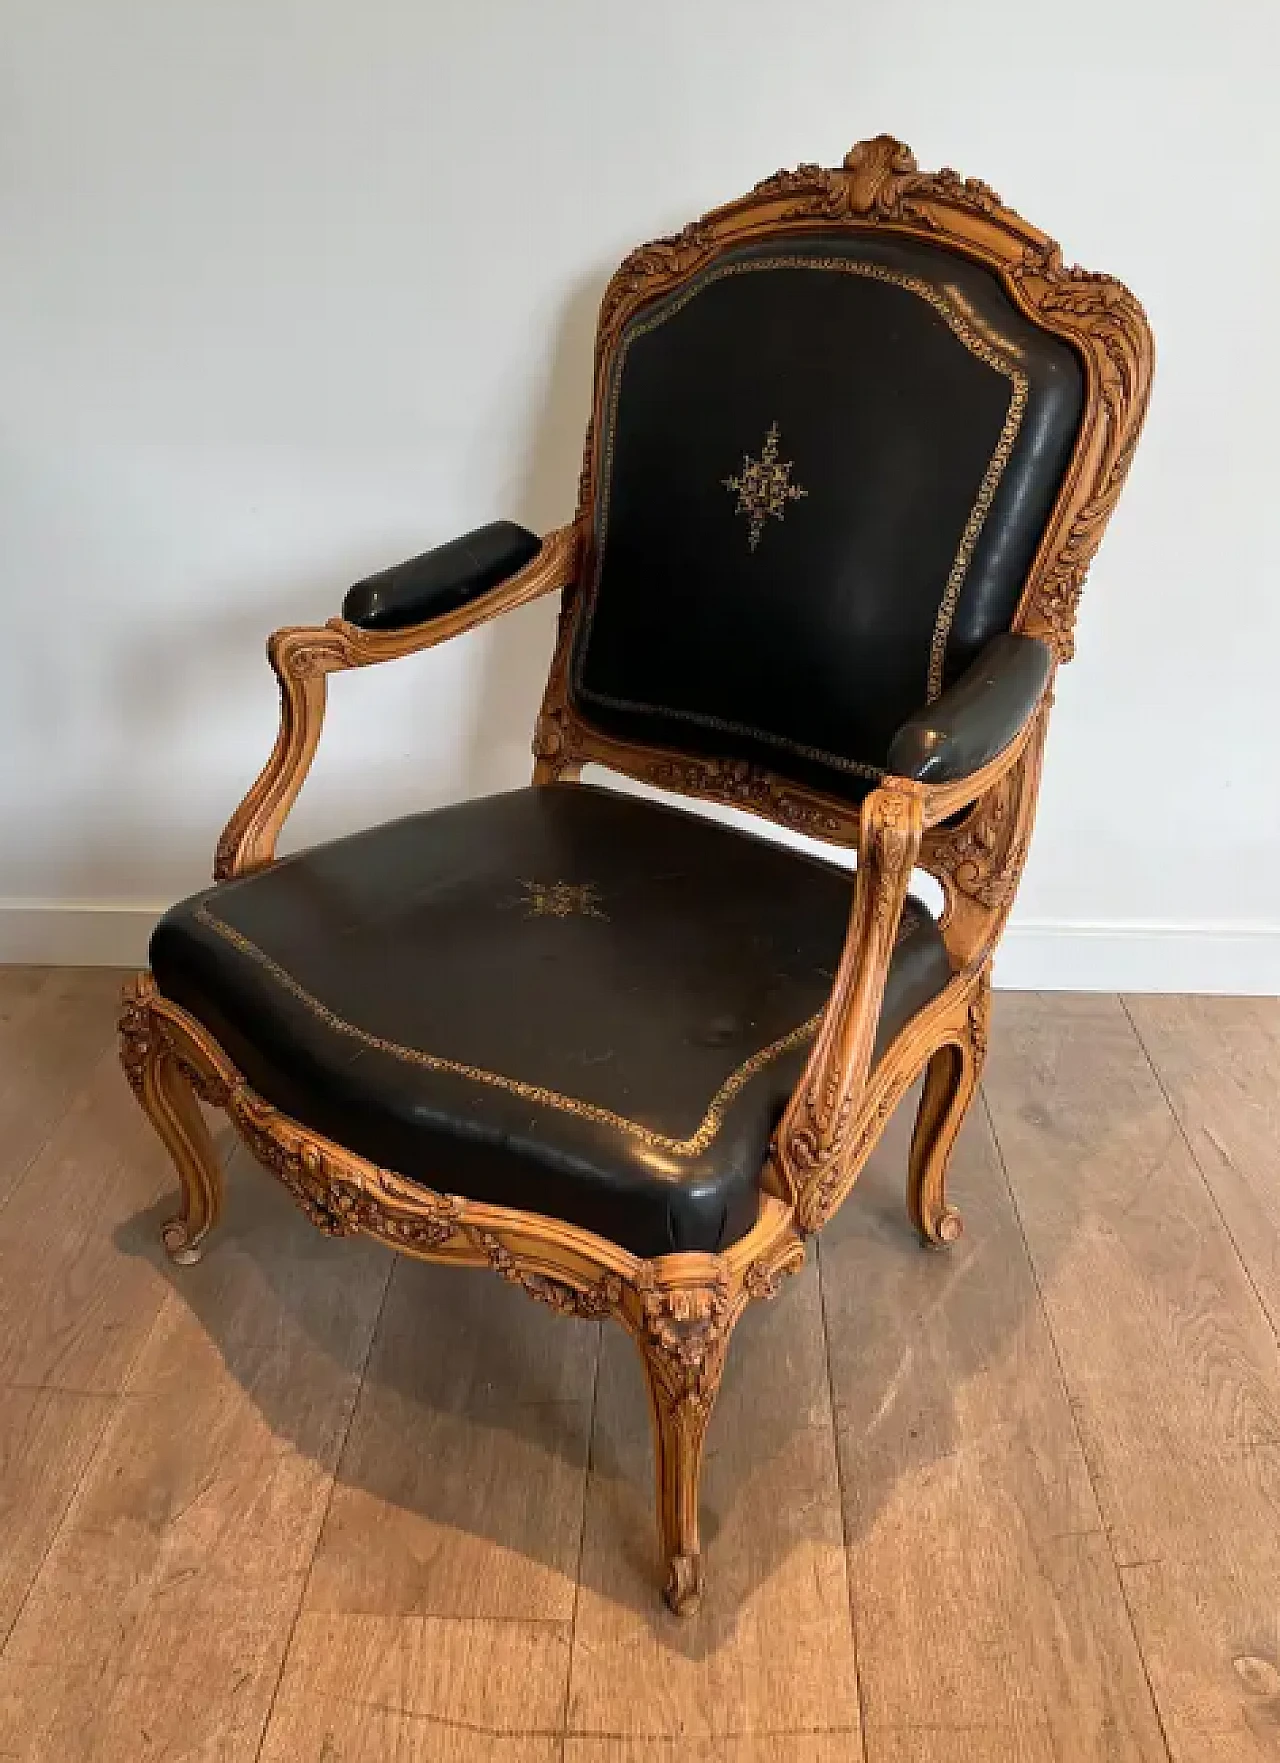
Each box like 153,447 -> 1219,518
994,919 -> 1280,995
1,899 -> 1278,995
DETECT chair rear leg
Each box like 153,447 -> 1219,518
907,972 -> 990,1248
120,980 -> 225,1264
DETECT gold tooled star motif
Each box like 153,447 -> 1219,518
723,421 -> 808,551
520,880 -> 609,921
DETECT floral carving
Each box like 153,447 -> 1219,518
226,1091 -> 462,1248
646,756 -> 850,837
118,989 -> 155,1098
742,1234 -> 805,1300
927,769 -> 1031,911
631,1262 -> 737,1420
968,974 -> 992,1066
599,221 -> 715,333
470,1228 -> 624,1319
793,1084 -> 899,1236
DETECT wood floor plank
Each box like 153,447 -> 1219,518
304,1255 -> 598,1624
0,1152 -> 390,1763
0,1383 -> 117,1646
819,1086 -> 1166,1762
0,1045 -> 176,1392
565,1738 -> 860,1762
258,1613 -> 567,1762
0,968 -> 127,1210
1124,995 -> 1280,1339
566,1258 -> 861,1748
983,992 -> 1280,1763
268,1254 -> 597,1756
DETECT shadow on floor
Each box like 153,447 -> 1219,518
114,1062 -> 1074,1660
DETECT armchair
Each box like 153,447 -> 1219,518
120,134 -> 1152,1615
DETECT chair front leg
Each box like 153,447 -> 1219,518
907,967 -> 990,1247
119,976 -> 225,1264
628,1258 -> 743,1616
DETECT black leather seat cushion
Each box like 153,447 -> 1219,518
572,231 -> 1083,802
150,785 -> 952,1257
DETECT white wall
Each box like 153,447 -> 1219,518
3,0 -> 1278,988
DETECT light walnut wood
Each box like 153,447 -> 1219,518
213,521 -> 580,882
117,132 -> 1154,1611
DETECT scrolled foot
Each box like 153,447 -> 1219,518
922,1204 -> 964,1249
160,1218 -> 207,1266
664,1551 -> 704,1617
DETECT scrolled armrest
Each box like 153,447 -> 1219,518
887,634 -> 1053,786
214,522 -> 577,880
342,520 -> 542,633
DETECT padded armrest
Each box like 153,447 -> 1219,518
887,634 -> 1053,785
341,520 -> 542,632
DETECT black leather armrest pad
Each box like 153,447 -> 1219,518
341,520 -> 542,632
887,634 -> 1053,784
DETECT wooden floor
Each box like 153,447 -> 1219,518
0,971 -> 1277,1761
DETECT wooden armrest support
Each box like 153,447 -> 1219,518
774,780 -> 925,1231
213,522 -> 580,881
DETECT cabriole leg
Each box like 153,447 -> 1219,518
907,971 -> 990,1248
119,977 -> 225,1264
629,1264 -> 739,1616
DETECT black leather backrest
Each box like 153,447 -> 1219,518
570,231 -> 1083,801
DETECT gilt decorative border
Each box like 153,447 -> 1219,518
535,134 -> 1154,854
572,252 -> 1030,743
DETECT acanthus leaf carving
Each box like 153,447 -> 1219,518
599,221 -> 716,334
633,1262 -> 736,1419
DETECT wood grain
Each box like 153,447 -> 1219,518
304,1255 -> 597,1624
5,979 -> 1280,1752
982,992 -> 1280,1763
1125,994 -> 1280,1338
0,1045 -> 175,1392
819,1086 -> 1165,1761
258,1613 -> 568,1762
0,1148 -> 389,1763
0,967 -> 125,1210
566,1256 -> 862,1747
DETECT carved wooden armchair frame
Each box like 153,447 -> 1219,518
120,135 -> 1152,1615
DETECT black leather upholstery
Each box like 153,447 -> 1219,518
151,785 -> 952,1257
342,520 -> 541,632
572,232 -> 1082,802
887,634 -> 1052,784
